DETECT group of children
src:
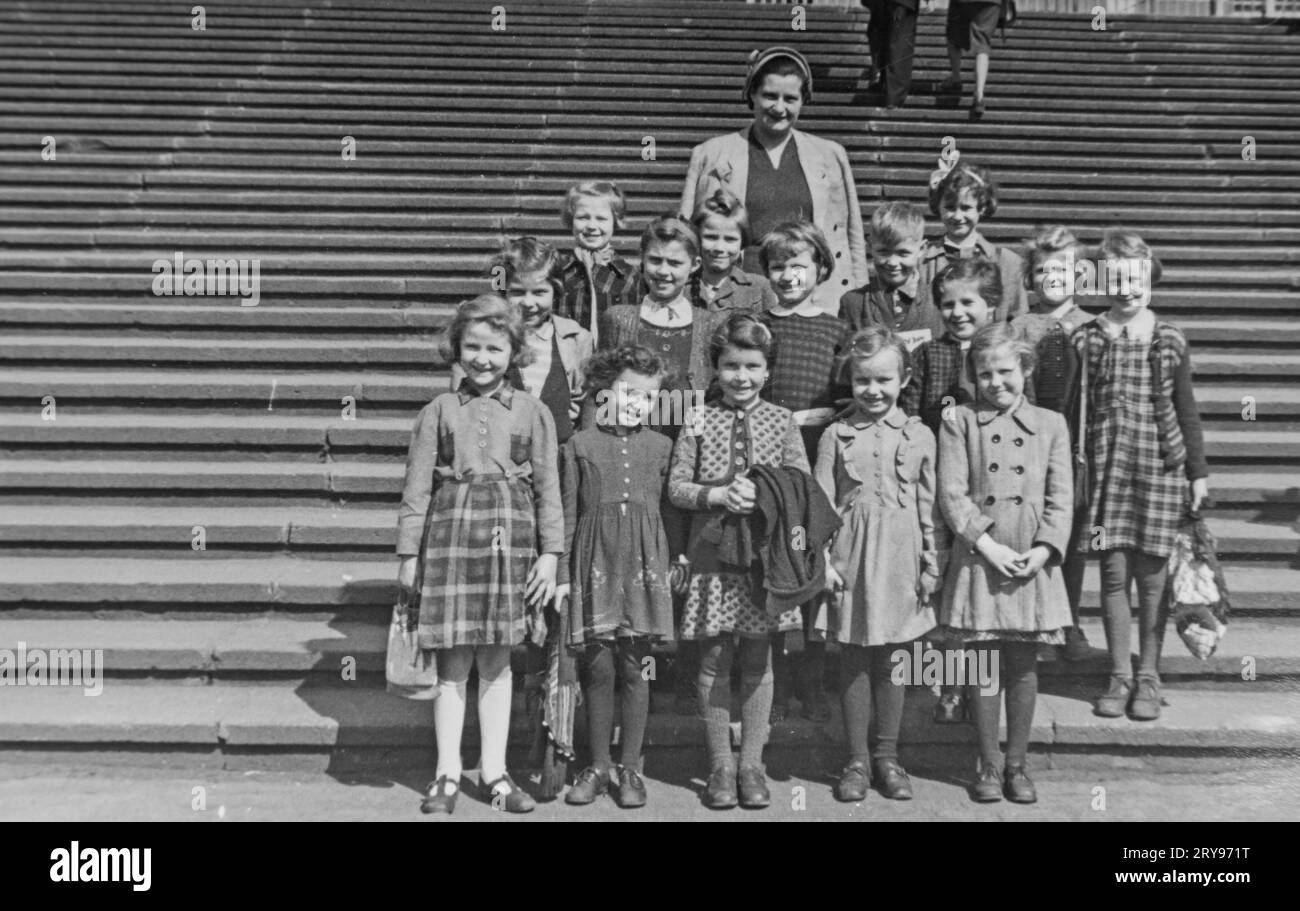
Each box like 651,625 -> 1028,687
397,166 -> 1209,814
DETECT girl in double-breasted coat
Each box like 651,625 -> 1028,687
937,322 -> 1073,805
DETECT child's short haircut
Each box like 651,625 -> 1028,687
930,163 -> 998,219
933,258 -> 1003,312
1099,228 -> 1163,284
582,344 -> 667,395
969,322 -> 1036,379
561,181 -> 627,229
709,310 -> 775,368
486,236 -> 563,301
758,220 -> 834,283
641,214 -> 701,261
1021,225 -> 1086,287
692,188 -> 752,247
439,293 -> 531,370
869,201 -> 926,249
839,326 -> 912,386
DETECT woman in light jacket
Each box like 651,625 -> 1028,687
679,46 -> 868,317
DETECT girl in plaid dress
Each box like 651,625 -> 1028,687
670,312 -> 809,810
396,295 -> 562,816
1071,231 -> 1209,722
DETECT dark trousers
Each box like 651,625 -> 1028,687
866,0 -> 919,107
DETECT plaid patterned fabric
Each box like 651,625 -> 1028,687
900,334 -> 975,435
556,250 -> 641,340
763,311 -> 849,414
1075,325 -> 1188,558
418,473 -> 537,649
1011,306 -> 1094,415
762,310 -> 851,459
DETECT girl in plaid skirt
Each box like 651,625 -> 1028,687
1070,231 -> 1209,722
396,294 -> 563,815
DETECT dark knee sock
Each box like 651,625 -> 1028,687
1133,552 -> 1168,676
967,644 -> 1002,767
616,638 -> 651,771
583,642 -> 616,769
698,637 -> 734,768
738,637 -> 773,768
799,639 -> 827,700
1002,642 -> 1038,767
839,645 -> 872,764
1100,549 -> 1134,677
869,645 -> 906,763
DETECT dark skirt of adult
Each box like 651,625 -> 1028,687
679,46 -> 867,316
939,0 -> 1003,117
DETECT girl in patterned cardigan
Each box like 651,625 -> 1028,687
670,312 -> 809,811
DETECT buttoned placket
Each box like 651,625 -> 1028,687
984,416 -> 1030,507
477,402 -> 490,468
732,409 -> 750,472
871,425 -> 883,502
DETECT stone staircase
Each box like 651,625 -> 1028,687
1,0 -> 1298,771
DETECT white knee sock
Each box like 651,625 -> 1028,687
477,666 -> 513,784
434,677 -> 468,784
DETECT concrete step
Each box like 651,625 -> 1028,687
0,458 -> 402,496
2,413 -> 1295,458
0,679 -> 1295,756
1,460 -> 1294,505
7,369 -> 1292,416
0,506 -> 1293,558
0,615 -> 1292,680
0,555 -> 1295,611
5,184 -> 1300,231
0,368 -> 444,406
0,303 -> 451,330
7,335 -> 1300,374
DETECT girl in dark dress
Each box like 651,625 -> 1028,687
557,346 -> 678,810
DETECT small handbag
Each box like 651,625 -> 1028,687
385,505 -> 439,699
385,595 -> 439,699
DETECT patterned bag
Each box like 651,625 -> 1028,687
1165,514 -> 1231,660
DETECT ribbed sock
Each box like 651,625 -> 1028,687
738,637 -> 772,769
617,639 -> 651,771
839,645 -> 872,764
698,637 -> 734,768
869,645 -> 905,763
968,645 -> 1003,767
583,643 -> 615,769
1003,642 -> 1038,767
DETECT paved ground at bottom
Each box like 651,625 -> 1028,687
1,760 -> 1297,822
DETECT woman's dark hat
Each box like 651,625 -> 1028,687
743,46 -> 813,104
